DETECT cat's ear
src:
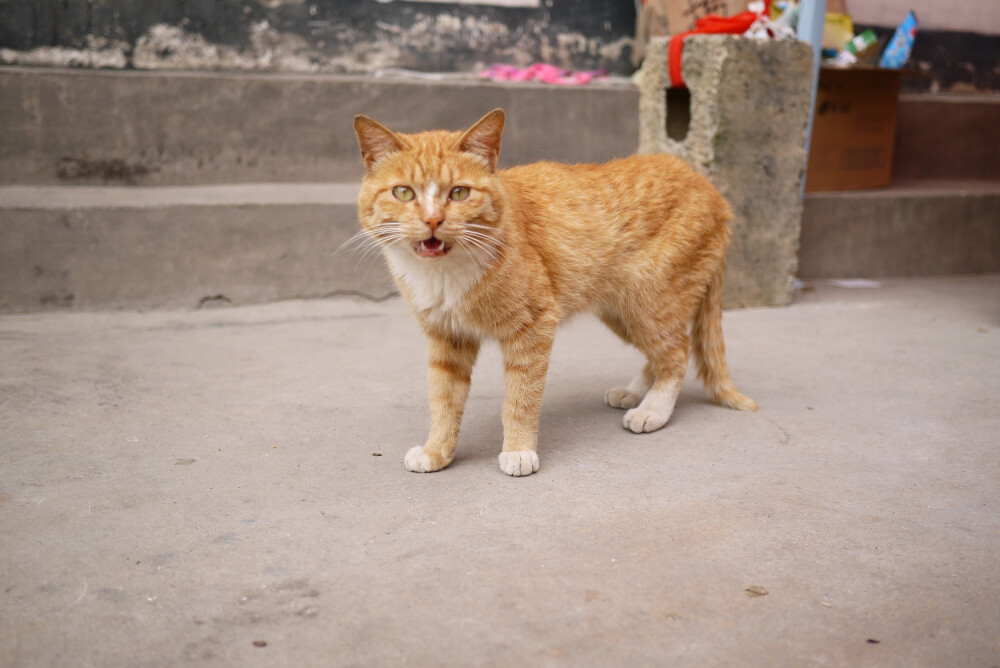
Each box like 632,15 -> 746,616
354,115 -> 407,172
456,109 -> 505,172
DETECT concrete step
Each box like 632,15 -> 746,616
3,180 -> 998,313
0,183 -> 391,312
0,66 -> 639,186
799,180 -> 1000,279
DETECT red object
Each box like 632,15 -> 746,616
668,1 -> 770,88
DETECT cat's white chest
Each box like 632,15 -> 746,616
385,245 -> 483,335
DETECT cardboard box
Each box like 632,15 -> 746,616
805,67 -> 901,191
634,0 -> 747,65
664,0 -> 749,34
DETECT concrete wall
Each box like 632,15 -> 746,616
850,0 -> 1000,35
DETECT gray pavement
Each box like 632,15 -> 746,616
2,274 -> 998,666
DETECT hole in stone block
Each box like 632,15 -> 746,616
665,87 -> 691,142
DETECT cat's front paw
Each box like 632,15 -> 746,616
404,446 -> 450,473
498,450 -> 539,477
623,408 -> 669,434
605,387 -> 643,410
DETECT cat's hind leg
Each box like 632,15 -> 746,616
605,363 -> 653,410
621,322 -> 690,434
599,312 -> 652,410
623,376 -> 683,433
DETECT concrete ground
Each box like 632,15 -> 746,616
1,274 -> 998,666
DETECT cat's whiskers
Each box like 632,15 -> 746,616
458,234 -> 498,258
468,239 -> 501,264
454,238 -> 490,262
455,239 -> 500,271
463,221 -> 501,235
464,224 -> 505,248
338,222 -> 403,251
336,229 -> 373,253
461,222 -> 502,242
339,222 -> 408,270
454,223 -> 501,256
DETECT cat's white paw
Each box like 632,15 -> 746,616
498,451 -> 539,477
605,387 -> 643,410
404,446 -> 448,473
623,408 -> 669,434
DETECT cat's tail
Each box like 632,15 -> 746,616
691,266 -> 758,412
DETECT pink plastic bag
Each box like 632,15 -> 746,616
480,63 -> 606,86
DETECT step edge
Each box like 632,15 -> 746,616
0,183 -> 362,210
806,180 -> 1000,199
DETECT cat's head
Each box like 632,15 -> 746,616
353,109 -> 506,264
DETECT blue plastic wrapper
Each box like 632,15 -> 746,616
880,11 -> 918,69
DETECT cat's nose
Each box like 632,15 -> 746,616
423,212 -> 444,233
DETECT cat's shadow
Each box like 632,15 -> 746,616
451,378 -> 706,464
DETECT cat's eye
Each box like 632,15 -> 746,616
449,186 -> 471,202
392,186 -> 415,202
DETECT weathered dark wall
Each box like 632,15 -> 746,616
2,1 -> 996,91
0,0 -> 636,74
859,25 -> 1000,93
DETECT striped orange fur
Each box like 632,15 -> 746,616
353,109 -> 756,477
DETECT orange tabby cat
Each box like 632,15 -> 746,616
353,109 -> 756,476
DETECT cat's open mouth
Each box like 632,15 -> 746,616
415,237 -> 450,258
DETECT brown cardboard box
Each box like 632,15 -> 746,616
805,67 -> 901,191
663,0 -> 749,34
633,0 -> 747,66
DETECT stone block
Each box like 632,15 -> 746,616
639,35 -> 815,307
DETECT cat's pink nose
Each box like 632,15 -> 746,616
423,213 -> 444,232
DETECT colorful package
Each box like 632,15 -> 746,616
880,11 -> 918,69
